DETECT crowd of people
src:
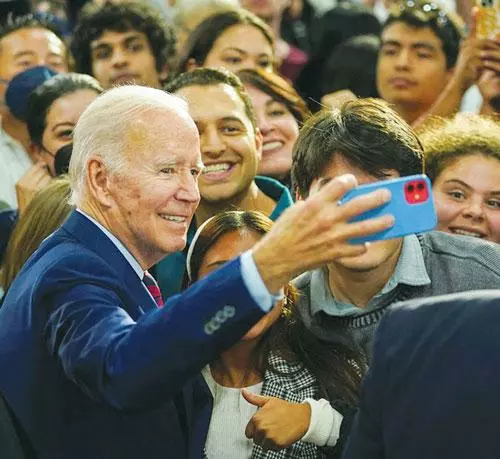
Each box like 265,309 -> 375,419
0,0 -> 499,458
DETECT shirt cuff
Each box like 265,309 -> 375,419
240,251 -> 282,313
302,398 -> 343,447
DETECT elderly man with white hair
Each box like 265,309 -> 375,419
0,85 -> 393,459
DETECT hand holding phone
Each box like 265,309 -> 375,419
339,174 -> 437,244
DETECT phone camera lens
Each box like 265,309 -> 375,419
407,184 -> 415,192
417,182 -> 424,190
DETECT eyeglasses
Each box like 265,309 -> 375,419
389,0 -> 449,27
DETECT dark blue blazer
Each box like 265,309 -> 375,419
0,211 -> 265,459
342,290 -> 500,459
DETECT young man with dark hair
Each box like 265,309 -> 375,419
376,1 -> 500,125
0,14 -> 68,208
291,98 -> 500,359
71,1 -> 175,89
154,67 -> 293,298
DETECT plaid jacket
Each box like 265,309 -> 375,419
202,353 -> 340,459
249,353 -> 322,459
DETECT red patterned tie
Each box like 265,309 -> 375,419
143,271 -> 164,308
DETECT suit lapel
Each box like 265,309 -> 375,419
59,211 -> 157,315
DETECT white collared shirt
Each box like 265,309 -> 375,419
0,122 -> 32,208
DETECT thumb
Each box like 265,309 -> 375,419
241,389 -> 271,408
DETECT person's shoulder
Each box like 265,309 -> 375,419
386,290 -> 500,341
420,231 -> 500,271
255,176 -> 293,202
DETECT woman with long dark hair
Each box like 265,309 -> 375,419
185,210 -> 366,458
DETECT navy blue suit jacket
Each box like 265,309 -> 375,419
0,211 -> 265,459
342,290 -> 500,459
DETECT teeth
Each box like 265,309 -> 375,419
263,141 -> 283,152
203,163 -> 231,174
452,229 -> 482,238
160,215 -> 186,222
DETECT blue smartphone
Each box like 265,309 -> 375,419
339,174 -> 437,244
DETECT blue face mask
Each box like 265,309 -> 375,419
2,66 -> 58,121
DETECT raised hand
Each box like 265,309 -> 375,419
252,174 -> 393,294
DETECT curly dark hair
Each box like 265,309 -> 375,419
70,1 -> 175,77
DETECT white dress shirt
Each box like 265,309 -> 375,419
0,122 -> 32,208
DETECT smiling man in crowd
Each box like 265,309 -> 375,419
154,68 -> 293,299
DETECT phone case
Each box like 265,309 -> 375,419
339,174 -> 437,244
476,0 -> 500,39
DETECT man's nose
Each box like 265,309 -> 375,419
201,128 -> 226,158
111,48 -> 128,67
176,172 -> 200,203
395,49 -> 411,69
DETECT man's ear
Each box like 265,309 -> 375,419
87,156 -> 114,208
254,127 -> 263,162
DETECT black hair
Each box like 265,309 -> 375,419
175,8 -> 274,75
295,2 -> 381,110
320,34 -> 380,99
71,1 -> 176,76
292,98 -> 424,197
165,67 -> 257,128
26,73 -> 102,147
0,12 -> 64,45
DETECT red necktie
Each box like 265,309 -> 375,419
143,271 -> 164,308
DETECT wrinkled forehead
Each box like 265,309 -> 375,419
122,108 -> 201,162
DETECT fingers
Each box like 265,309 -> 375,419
241,389 -> 271,408
312,174 -> 358,205
245,417 -> 255,439
337,187 -> 391,222
334,214 -> 395,244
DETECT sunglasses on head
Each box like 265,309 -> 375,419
389,0 -> 449,27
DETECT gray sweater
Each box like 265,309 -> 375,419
294,232 -> 500,360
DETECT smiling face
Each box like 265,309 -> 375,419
90,30 -> 166,89
310,155 -> 403,272
433,154 -> 500,243
244,83 -> 299,179
175,83 -> 262,204
100,108 -> 203,268
203,24 -> 274,74
377,22 -> 451,116
198,229 -> 282,340
36,89 -> 99,175
0,27 -> 67,102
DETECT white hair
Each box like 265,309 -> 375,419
69,85 -> 189,206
